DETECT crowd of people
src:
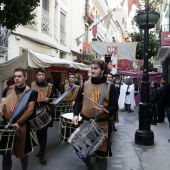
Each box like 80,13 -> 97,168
0,59 -> 169,170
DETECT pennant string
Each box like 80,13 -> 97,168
75,8 -> 116,41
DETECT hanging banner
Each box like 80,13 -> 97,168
91,42 -> 137,61
107,46 -> 118,56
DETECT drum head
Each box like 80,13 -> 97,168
61,113 -> 82,121
61,113 -> 73,120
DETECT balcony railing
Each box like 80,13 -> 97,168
41,8 -> 50,34
60,29 -> 66,44
0,26 -> 10,47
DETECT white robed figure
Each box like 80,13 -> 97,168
118,77 -> 135,112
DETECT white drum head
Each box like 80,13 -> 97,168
61,112 -> 82,121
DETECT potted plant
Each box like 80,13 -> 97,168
134,0 -> 165,29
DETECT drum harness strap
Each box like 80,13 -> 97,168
50,84 -> 76,105
5,89 -> 33,127
95,82 -> 108,121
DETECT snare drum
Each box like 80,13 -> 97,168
53,102 -> 73,121
68,119 -> 105,158
59,113 -> 82,142
0,125 -> 16,155
29,107 -> 52,131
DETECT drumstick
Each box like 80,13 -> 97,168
82,93 -> 109,113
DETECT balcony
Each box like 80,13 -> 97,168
84,3 -> 94,26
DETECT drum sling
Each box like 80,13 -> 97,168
8,89 -> 33,125
50,84 -> 76,105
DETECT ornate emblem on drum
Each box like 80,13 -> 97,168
28,107 -> 52,131
0,125 -> 16,155
68,119 -> 105,158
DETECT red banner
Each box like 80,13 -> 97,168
83,43 -> 90,53
161,32 -> 170,46
118,59 -> 133,70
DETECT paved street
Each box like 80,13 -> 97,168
1,106 -> 170,170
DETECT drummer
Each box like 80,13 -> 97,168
0,67 -> 38,170
31,67 -> 54,165
63,73 -> 80,108
72,60 -> 118,170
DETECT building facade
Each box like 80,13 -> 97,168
0,0 -> 124,86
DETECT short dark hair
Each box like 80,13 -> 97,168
14,67 -> 27,76
36,67 -> 46,74
153,80 -> 158,88
69,73 -> 75,78
161,80 -> 166,85
107,73 -> 113,78
91,59 -> 107,75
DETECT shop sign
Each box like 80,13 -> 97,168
161,32 -> 170,46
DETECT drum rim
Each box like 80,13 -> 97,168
28,111 -> 52,131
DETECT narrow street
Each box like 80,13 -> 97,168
1,106 -> 170,170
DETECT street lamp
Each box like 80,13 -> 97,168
134,7 -> 160,145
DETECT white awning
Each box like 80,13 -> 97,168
28,50 -> 70,68
0,50 -> 90,80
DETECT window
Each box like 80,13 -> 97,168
60,12 -> 66,44
41,0 -> 50,33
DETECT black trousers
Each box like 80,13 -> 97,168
157,105 -> 165,122
2,155 -> 29,170
36,126 -> 48,155
150,105 -> 157,124
125,104 -> 131,111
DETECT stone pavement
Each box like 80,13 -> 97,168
1,106 -> 170,170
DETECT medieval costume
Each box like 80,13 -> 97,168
74,75 -> 118,169
31,81 -> 53,164
118,78 -> 135,112
1,85 -> 37,170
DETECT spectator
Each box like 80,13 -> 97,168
149,80 -> 159,125
161,82 -> 170,127
157,80 -> 166,123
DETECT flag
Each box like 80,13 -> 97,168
128,0 -> 139,16
76,38 -> 82,46
92,24 -> 97,39
120,0 -> 125,7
